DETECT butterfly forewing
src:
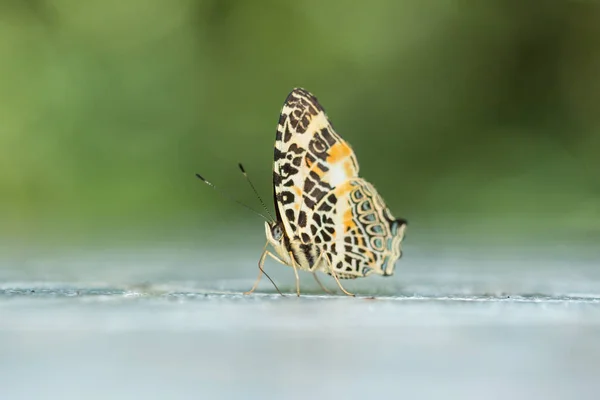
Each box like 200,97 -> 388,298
273,89 -> 359,242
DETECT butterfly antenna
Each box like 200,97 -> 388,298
238,163 -> 275,222
195,173 -> 269,221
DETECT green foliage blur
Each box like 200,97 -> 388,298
1,0 -> 598,246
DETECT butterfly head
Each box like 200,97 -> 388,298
265,221 -> 285,248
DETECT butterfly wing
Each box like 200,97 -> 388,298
273,88 -> 359,242
310,178 -> 407,278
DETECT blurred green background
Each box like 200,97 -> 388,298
1,0 -> 598,248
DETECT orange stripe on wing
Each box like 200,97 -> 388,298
327,142 -> 352,164
343,159 -> 355,178
339,181 -> 356,232
343,208 -> 355,232
293,186 -> 302,198
336,181 -> 353,196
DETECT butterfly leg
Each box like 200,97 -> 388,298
244,243 -> 286,296
312,273 -> 333,294
308,251 -> 333,294
323,256 -> 355,297
288,251 -> 301,297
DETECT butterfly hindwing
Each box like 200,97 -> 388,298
311,178 -> 407,278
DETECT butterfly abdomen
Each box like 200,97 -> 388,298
288,240 -> 321,271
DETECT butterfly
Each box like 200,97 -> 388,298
244,88 -> 407,297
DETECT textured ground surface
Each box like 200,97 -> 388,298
1,245 -> 599,400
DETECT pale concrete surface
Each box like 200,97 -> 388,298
1,244 -> 599,400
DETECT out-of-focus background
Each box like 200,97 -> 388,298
1,3 -> 600,400
1,0 -> 598,248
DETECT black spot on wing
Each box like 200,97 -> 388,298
304,197 -> 315,210
303,177 -> 315,193
283,125 -> 293,143
317,201 -> 332,212
300,99 -> 316,114
285,209 -> 295,222
320,127 -> 336,146
317,162 -> 329,172
287,143 -> 304,155
288,108 -> 311,134
298,211 -> 307,228
300,115 -> 310,133
277,192 -> 295,205
309,138 -> 327,159
312,213 -> 321,225
273,148 -> 285,161
312,188 -> 328,203
300,232 -> 310,244
308,170 -> 320,182
273,172 -> 282,186
280,164 -> 298,179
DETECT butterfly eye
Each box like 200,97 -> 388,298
272,225 -> 283,241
